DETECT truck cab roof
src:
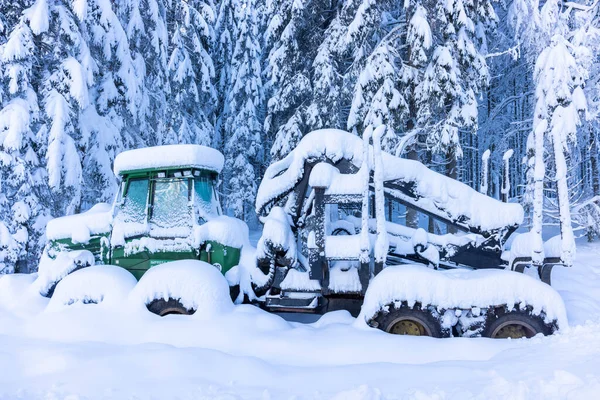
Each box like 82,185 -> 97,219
113,144 -> 224,176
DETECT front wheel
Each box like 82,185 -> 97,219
369,303 -> 450,338
481,307 -> 554,339
147,298 -> 195,316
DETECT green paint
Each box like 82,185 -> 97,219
199,241 -> 241,275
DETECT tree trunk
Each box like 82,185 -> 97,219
552,130 -> 575,267
446,147 -> 458,234
590,125 -> 599,196
406,145 -> 419,229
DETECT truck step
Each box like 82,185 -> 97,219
265,292 -> 321,311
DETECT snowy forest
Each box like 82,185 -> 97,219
0,0 -> 599,273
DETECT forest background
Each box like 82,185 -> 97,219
0,0 -> 599,273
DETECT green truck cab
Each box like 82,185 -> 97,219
45,144 -> 243,282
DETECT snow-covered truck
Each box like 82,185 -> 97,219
40,129 -> 567,338
251,128 -> 567,338
42,144 -> 246,314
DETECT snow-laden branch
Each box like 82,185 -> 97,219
485,43 -> 520,60
562,0 -> 599,12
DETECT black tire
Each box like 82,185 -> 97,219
252,257 -> 276,297
230,284 -> 241,302
481,306 -> 555,338
146,298 -> 195,316
332,227 -> 352,236
369,303 -> 450,338
253,240 -> 294,297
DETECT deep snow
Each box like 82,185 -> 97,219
0,242 -> 599,399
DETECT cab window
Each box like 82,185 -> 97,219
194,176 -> 220,220
119,178 -> 149,223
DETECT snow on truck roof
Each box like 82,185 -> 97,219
256,129 -> 524,232
113,144 -> 224,175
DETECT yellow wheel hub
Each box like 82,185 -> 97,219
390,319 -> 427,336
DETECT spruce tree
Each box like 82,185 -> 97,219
165,0 -> 216,146
223,0 -> 264,219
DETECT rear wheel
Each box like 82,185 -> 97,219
369,303 -> 449,338
147,298 -> 195,316
482,307 -> 553,339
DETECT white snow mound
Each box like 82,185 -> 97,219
46,202 -> 112,242
257,129 -> 524,231
129,260 -> 234,318
358,265 -> 568,328
47,266 -> 137,311
0,273 -> 48,315
113,144 -> 224,175
33,250 -> 95,296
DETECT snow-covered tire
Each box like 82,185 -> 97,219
47,265 -> 137,311
36,250 -> 95,298
369,303 -> 450,338
253,242 -> 294,297
146,298 -> 195,316
130,260 -> 234,318
253,256 -> 276,297
481,306 -> 555,339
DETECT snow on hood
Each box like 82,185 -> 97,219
46,203 -> 113,242
193,216 -> 250,249
113,144 -> 225,175
256,129 -> 524,232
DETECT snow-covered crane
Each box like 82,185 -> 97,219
253,128 -> 567,338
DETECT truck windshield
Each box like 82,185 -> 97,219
120,178 -> 149,223
150,178 -> 191,236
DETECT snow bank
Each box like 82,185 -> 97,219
358,265 -> 568,328
46,202 -> 112,242
113,144 -> 224,175
0,273 -> 48,315
256,129 -> 524,232
129,260 -> 234,318
193,216 -> 249,249
544,235 -> 564,258
47,266 -> 137,311
33,250 -> 95,297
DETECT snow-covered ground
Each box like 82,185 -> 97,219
1,243 -> 599,399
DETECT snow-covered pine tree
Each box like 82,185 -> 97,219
214,0 -> 237,150
0,1 -> 51,273
263,0 -> 313,160
77,0 -> 145,208
397,2 -> 432,156
164,0 -> 216,146
415,0 -> 495,161
117,0 -> 168,146
344,1 -> 409,151
526,0 -> 594,266
35,0 -> 102,218
306,8 -> 345,131
222,0 -> 264,220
